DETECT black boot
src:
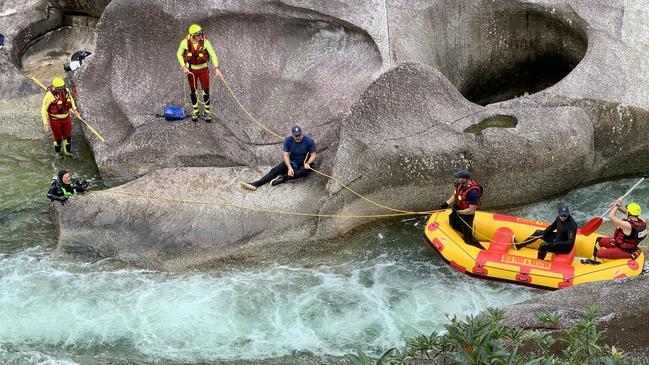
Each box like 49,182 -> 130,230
581,247 -> 601,265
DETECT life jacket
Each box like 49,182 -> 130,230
183,35 -> 209,65
47,87 -> 74,116
454,180 -> 483,210
613,218 -> 647,251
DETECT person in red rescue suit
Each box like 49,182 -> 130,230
439,170 -> 485,250
587,199 -> 646,263
41,77 -> 78,157
177,23 -> 223,122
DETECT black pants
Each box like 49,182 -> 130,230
536,231 -> 573,260
449,210 -> 482,249
252,161 -> 311,187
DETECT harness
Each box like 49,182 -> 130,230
454,180 -> 483,210
183,35 -> 209,66
613,218 -> 647,251
47,87 -> 73,116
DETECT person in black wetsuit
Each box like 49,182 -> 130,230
515,204 -> 577,260
47,170 -> 89,203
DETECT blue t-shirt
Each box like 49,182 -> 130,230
283,135 -> 316,165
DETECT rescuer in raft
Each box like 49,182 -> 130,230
177,23 -> 223,122
41,77 -> 78,157
516,204 -> 577,260
439,170 -> 485,249
582,200 -> 646,264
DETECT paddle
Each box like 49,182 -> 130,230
581,177 -> 646,236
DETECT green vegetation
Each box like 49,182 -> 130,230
348,306 -> 648,365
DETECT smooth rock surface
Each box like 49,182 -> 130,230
76,0 -> 383,179
53,166 -> 328,270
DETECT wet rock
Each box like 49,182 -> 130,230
4,0 -> 649,272
76,0 -> 382,179
318,63 -> 593,236
54,166 -> 327,270
0,0 -> 108,125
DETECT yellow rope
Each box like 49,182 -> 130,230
308,167 -> 434,214
29,75 -> 106,143
219,76 -> 435,215
220,77 -> 284,139
106,190 -> 434,219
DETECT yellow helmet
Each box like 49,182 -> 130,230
627,202 -> 642,216
51,77 -> 65,88
188,24 -> 202,35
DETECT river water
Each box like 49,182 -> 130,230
0,134 -> 647,365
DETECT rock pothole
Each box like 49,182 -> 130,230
463,114 -> 518,134
460,5 -> 587,106
15,10 -> 97,81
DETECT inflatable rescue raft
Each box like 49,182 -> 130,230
423,210 -> 644,290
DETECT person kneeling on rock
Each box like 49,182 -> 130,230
516,204 -> 577,260
47,170 -> 89,203
240,125 -> 317,191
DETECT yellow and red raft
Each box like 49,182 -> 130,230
422,210 -> 644,290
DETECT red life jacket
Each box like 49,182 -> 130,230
47,87 -> 73,115
454,180 -> 483,210
183,35 -> 209,65
613,218 -> 647,251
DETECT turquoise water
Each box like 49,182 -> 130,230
1,134 -> 648,364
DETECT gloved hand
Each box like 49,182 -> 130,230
59,196 -> 69,203
438,202 -> 449,209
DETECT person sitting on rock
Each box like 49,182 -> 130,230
41,77 -> 78,157
582,200 -> 646,264
47,170 -> 89,203
177,23 -> 223,122
439,170 -> 485,249
516,204 -> 577,260
240,125 -> 317,191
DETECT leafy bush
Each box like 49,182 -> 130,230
348,306 -> 649,365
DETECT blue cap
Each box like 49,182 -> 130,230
558,205 -> 570,216
452,170 -> 471,179
291,125 -> 302,136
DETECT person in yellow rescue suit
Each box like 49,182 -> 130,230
177,23 -> 223,122
41,77 -> 78,157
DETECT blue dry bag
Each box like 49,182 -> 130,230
0,34 -> 5,47
163,105 -> 185,121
